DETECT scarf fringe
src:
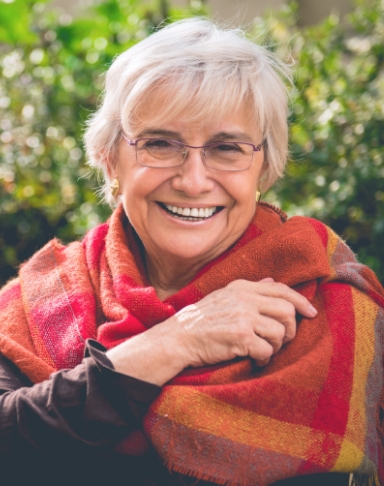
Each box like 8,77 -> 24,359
168,461 -> 240,486
351,472 -> 381,486
168,463 -> 378,486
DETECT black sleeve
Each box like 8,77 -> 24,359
0,339 -> 161,456
0,342 -> 350,486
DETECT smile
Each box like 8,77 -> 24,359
158,203 -> 222,221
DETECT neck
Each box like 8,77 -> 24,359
145,252 -> 207,300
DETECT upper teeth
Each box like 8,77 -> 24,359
165,205 -> 217,218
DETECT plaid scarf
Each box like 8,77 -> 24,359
0,203 -> 383,486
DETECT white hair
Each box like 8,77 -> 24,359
84,18 -> 293,204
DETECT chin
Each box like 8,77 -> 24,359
160,239 -> 220,263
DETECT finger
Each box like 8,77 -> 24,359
251,282 -> 317,318
258,277 -> 274,283
254,357 -> 271,367
254,295 -> 297,343
247,333 -> 274,365
252,315 -> 286,353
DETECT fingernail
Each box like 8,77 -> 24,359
308,304 -> 317,316
256,358 -> 270,367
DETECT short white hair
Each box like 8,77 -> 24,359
84,18 -> 292,204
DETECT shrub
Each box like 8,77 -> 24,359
0,0 -> 206,285
255,1 -> 384,282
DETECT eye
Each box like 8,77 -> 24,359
211,142 -> 243,153
142,138 -> 173,149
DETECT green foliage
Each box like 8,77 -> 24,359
0,0 -> 383,286
0,0 -> 207,285
0,0 -> 43,44
254,0 -> 384,282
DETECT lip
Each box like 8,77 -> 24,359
155,201 -> 225,225
158,201 -> 222,209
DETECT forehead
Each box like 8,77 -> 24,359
124,87 -> 259,139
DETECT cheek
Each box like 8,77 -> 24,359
119,169 -> 170,217
227,172 -> 259,207
118,164 -> 150,197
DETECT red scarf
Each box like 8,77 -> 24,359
0,203 -> 383,485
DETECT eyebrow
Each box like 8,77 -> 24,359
137,129 -> 182,139
136,129 -> 255,143
208,131 -> 254,143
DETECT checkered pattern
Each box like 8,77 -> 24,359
0,203 -> 383,485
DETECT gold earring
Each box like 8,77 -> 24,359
110,179 -> 120,197
256,190 -> 261,203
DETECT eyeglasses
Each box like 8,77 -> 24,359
121,134 -> 263,172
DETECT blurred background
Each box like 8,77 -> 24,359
0,0 -> 383,286
49,0 -> 353,26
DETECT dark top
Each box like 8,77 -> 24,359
0,340 -> 349,486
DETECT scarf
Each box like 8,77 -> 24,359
0,203 -> 383,486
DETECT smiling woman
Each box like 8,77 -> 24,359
0,18 -> 383,486
112,97 -> 265,299
85,19 -> 289,202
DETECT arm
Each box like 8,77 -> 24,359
107,279 -> 318,386
0,340 -> 160,456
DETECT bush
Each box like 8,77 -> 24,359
0,0 -> 206,286
254,0 -> 384,282
0,0 -> 383,286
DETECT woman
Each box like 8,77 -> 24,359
0,18 -> 383,486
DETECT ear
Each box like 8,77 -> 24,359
259,142 -> 268,178
258,158 -> 268,195
100,148 -> 116,181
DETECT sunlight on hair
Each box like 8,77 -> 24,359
84,18 -> 292,205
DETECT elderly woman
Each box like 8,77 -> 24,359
0,19 -> 383,486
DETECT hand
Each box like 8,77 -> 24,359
107,279 -> 317,385
174,279 -> 317,368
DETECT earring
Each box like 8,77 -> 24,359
110,178 -> 120,197
256,190 -> 261,203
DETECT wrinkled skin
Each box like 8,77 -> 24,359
107,97 -> 317,385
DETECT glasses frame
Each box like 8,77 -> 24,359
121,133 -> 263,172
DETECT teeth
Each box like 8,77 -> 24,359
164,204 -> 217,219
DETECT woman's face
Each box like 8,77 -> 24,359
114,97 -> 265,267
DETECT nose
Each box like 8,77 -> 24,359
171,147 -> 215,196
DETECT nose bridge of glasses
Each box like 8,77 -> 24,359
180,143 -> 207,164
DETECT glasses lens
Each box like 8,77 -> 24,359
204,142 -> 253,171
136,138 -> 183,167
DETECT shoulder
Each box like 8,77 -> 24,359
286,215 -> 358,267
257,202 -> 334,242
284,215 -> 384,304
18,220 -> 110,276
257,202 -> 339,253
0,277 -> 23,315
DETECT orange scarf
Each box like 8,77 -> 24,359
0,203 -> 383,485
